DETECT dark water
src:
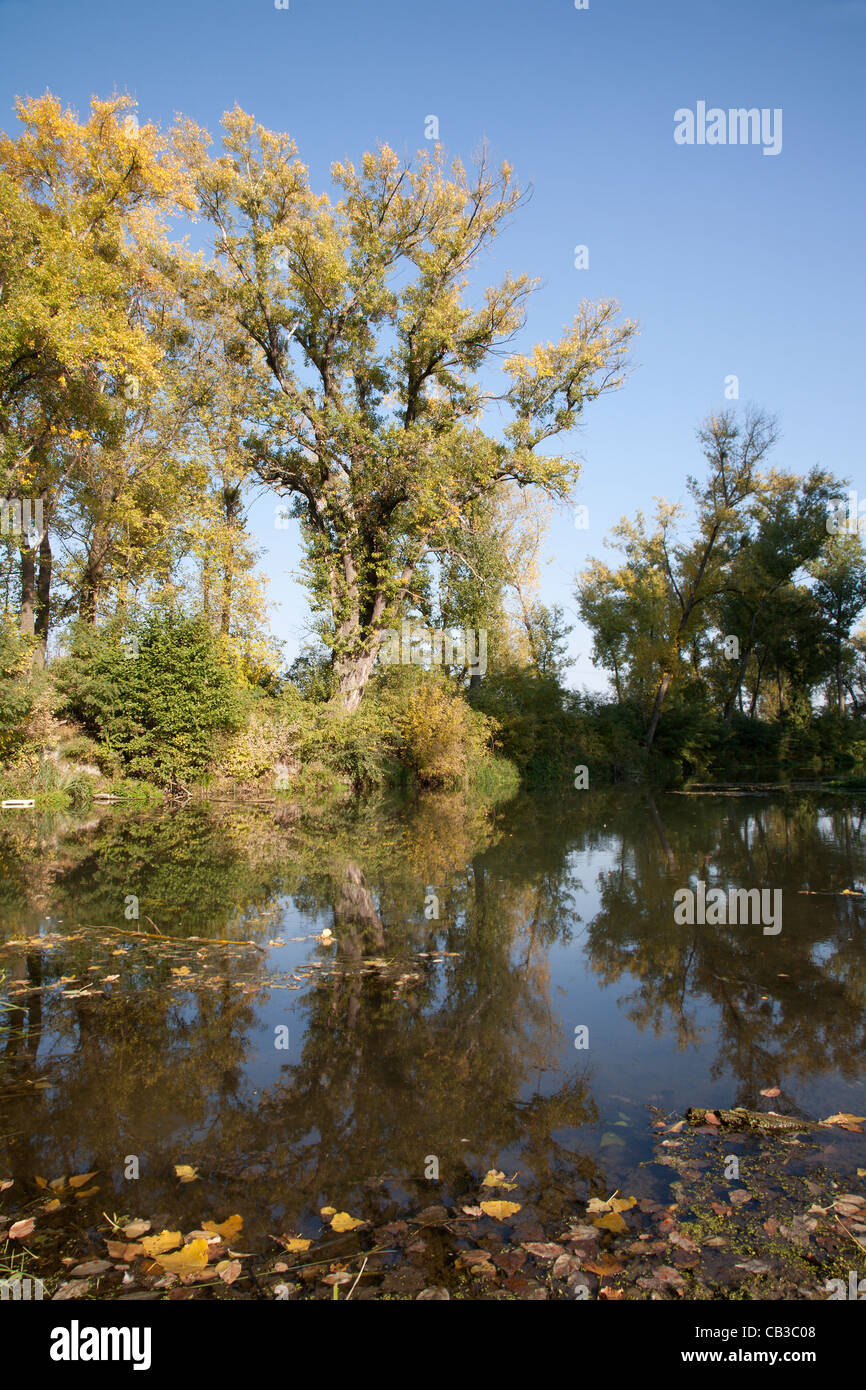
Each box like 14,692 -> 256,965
2,787 -> 866,1242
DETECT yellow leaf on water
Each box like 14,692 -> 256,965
154,1238 -> 209,1274
280,1236 -> 311,1252
320,1206 -> 336,1217
174,1164 -> 199,1183
42,1198 -> 62,1212
34,1177 -> 47,1190
49,1177 -> 67,1192
203,1214 -> 243,1241
140,1229 -> 182,1257
482,1169 -> 506,1186
330,1212 -> 364,1232
479,1200 -> 521,1220
610,1196 -> 637,1213
822,1113 -> 866,1125
593,1212 -> 628,1234
68,1172 -> 98,1189
73,1186 -> 100,1199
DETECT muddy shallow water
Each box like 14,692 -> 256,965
1,787 -> 865,1292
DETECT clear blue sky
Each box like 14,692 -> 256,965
2,0 -> 863,690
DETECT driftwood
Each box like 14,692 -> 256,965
686,1106 -> 817,1134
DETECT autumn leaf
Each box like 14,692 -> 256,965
154,1238 -> 209,1274
479,1200 -> 521,1220
9,1218 -> 34,1240
216,1259 -> 242,1284
320,1206 -> 336,1217
822,1113 -> 866,1131
122,1220 -> 151,1239
140,1229 -> 182,1257
68,1172 -> 98,1189
330,1212 -> 364,1233
584,1254 -> 624,1277
174,1164 -> 199,1183
759,1087 -> 781,1098
203,1214 -> 243,1241
279,1236 -> 311,1253
593,1211 -> 629,1234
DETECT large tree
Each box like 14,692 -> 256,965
194,111 -> 637,710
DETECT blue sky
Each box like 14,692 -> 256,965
1,0 -> 863,689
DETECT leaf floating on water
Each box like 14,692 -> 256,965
203,1214 -> 243,1240
822,1112 -> 866,1131
122,1220 -> 151,1239
461,1206 -> 483,1218
154,1238 -> 209,1274
479,1200 -> 521,1220
330,1212 -> 364,1232
174,1164 -> 199,1183
593,1211 -> 628,1233
68,1171 -> 98,1190
320,1206 -> 336,1217
9,1218 -> 34,1240
482,1169 -> 506,1187
42,1198 -> 62,1212
759,1087 -> 781,1098
140,1230 -> 182,1257
279,1236 -> 311,1253
216,1259 -> 242,1284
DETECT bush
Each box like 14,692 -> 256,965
0,617 -> 35,762
54,614 -> 243,785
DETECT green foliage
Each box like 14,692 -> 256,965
0,616 -> 34,760
54,614 -> 243,785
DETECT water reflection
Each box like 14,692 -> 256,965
1,788 -> 865,1236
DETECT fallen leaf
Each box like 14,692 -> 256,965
584,1254 -> 624,1277
216,1259 -> 242,1284
822,1113 -> 866,1127
279,1236 -> 311,1253
9,1219 -> 34,1240
68,1171 -> 98,1189
140,1230 -> 182,1257
320,1206 -> 336,1217
479,1200 -> 521,1220
203,1214 -> 243,1241
593,1211 -> 628,1234
154,1238 -> 209,1274
330,1212 -> 364,1232
70,1259 -> 111,1277
73,1186 -> 100,1199
521,1242 -> 564,1260
760,1087 -> 781,1098
122,1220 -> 151,1239
174,1164 -> 199,1183
461,1205 -> 483,1218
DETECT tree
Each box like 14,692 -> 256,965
193,111 -> 637,711
0,92 -> 199,664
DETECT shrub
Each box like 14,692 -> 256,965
54,614 -> 243,785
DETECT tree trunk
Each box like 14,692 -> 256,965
33,529 -> 52,669
644,671 -> 672,748
332,646 -> 380,714
19,545 -> 36,637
